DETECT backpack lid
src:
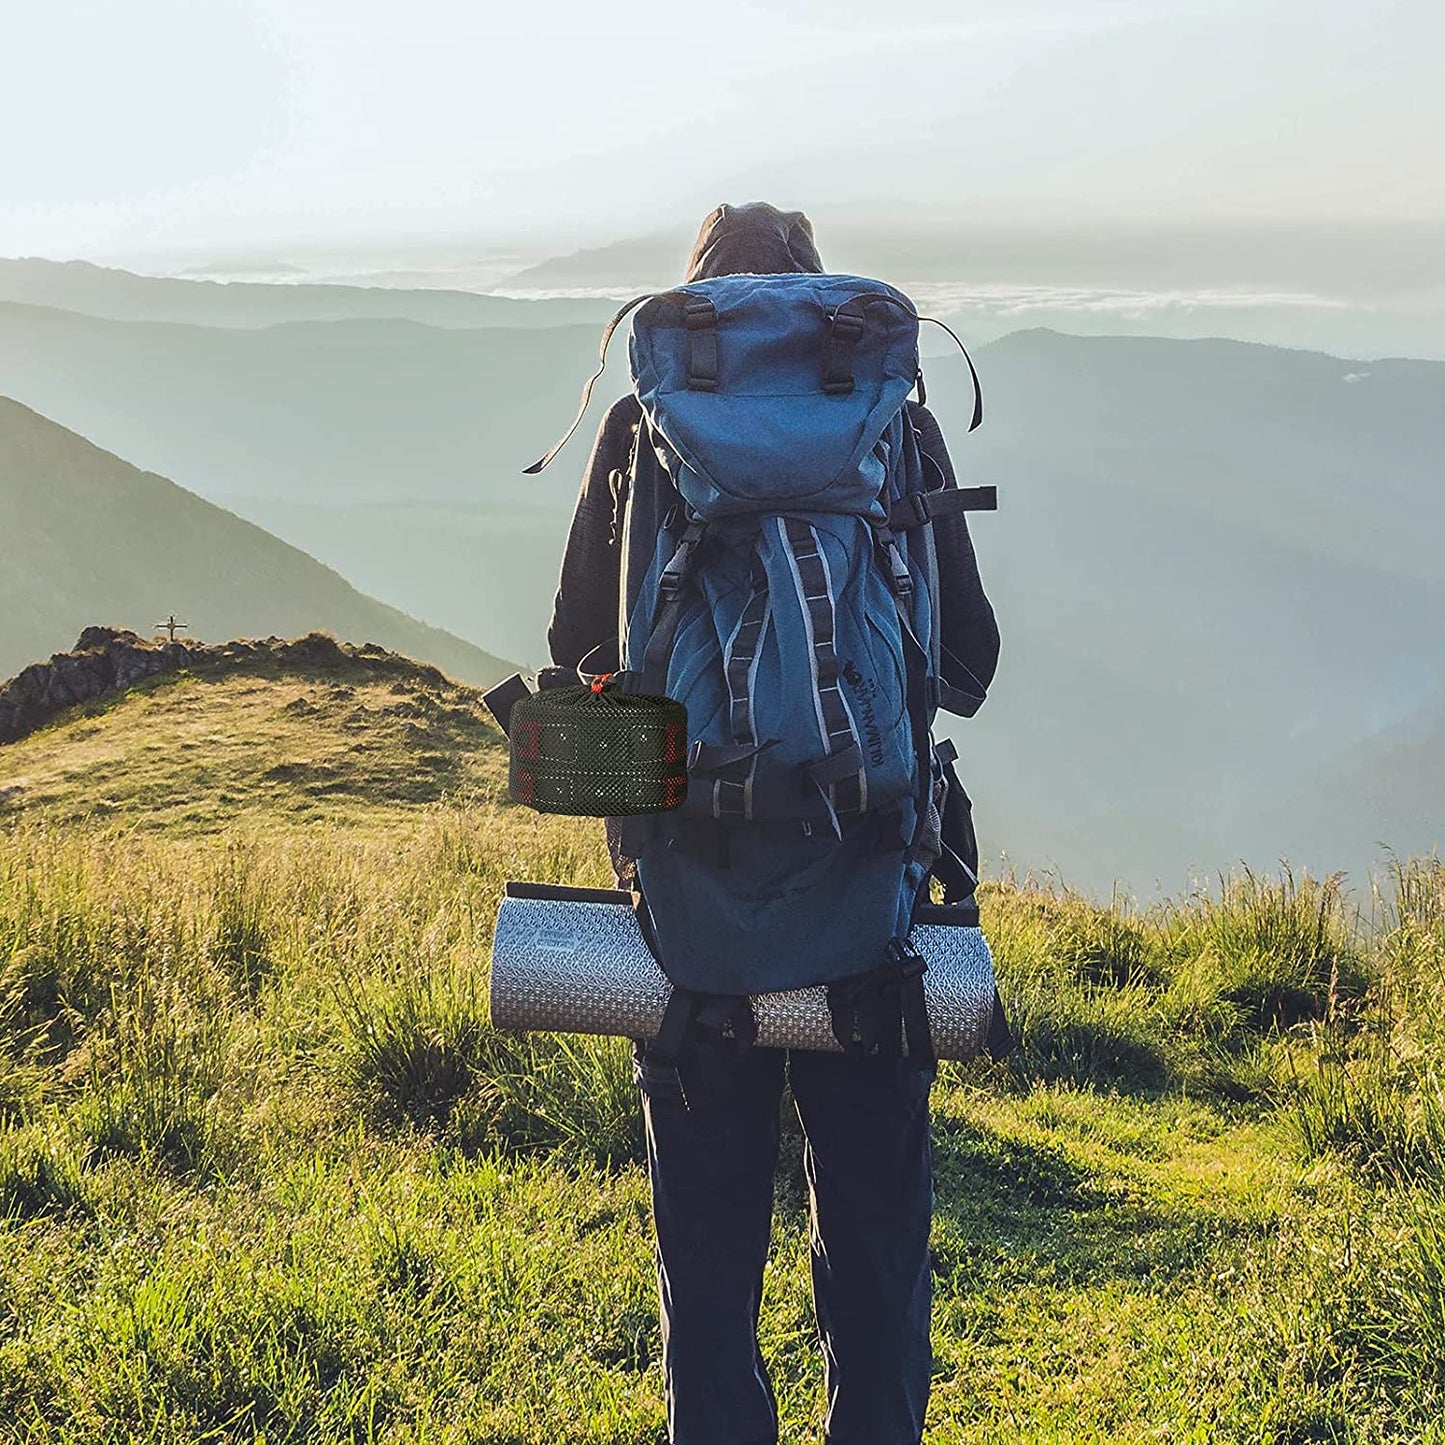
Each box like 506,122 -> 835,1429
630,273 -> 920,509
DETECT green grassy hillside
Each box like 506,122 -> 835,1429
0,642 -> 507,831
2,664 -> 1444,1441
0,397 -> 514,686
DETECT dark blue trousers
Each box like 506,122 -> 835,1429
632,1040 -> 935,1445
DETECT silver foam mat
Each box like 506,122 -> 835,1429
490,892 -> 996,1059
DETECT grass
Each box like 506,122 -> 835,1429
0,660 -> 508,831
1,669 -> 1444,1441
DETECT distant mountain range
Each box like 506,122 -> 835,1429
925,330 -> 1445,889
0,299 -> 603,506
0,257 -> 615,330
0,396 -> 512,687
498,223 -> 1445,360
0,257 -> 1439,891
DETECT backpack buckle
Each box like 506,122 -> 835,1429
876,530 -> 913,601
886,936 -> 928,980
659,520 -> 707,600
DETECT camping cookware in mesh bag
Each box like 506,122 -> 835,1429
507,674 -> 688,816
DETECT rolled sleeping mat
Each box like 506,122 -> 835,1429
490,882 -> 999,1060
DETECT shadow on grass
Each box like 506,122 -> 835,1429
926,1111 -> 1259,1294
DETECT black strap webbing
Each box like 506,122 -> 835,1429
653,988 -> 758,1114
821,300 -> 867,395
631,888 -> 663,964
480,672 -> 531,737
920,315 -> 985,433
655,987 -> 696,1062
931,677 -> 986,718
641,520 -> 708,691
932,843 -> 978,906
825,938 -> 936,1063
888,486 -> 998,530
807,742 -> 865,788
985,984 -> 1015,1061
900,966 -> 936,1068
688,740 -> 777,775
684,296 -> 720,392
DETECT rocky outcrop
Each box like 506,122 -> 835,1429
0,627 -> 455,745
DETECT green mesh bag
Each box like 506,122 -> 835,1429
508,675 -> 688,816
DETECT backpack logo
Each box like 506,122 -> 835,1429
842,660 -> 886,769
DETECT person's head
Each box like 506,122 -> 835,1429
684,202 -> 823,281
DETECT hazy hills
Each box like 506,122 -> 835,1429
0,300 -> 599,506
923,331 -> 1445,889
0,257 -> 615,331
0,396 -> 512,686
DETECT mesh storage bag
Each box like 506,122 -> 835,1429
508,677 -> 688,816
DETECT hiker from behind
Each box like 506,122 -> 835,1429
547,202 -> 1001,1445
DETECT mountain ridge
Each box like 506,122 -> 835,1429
0,256 -> 616,331
0,395 -> 514,686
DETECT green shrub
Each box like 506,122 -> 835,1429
1004,973 -> 1171,1092
458,1028 -> 644,1168
1287,859 -> 1445,1188
332,957 -> 644,1166
207,842 -> 274,994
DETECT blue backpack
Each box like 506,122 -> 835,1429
530,272 -> 995,1057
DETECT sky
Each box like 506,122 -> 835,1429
2,0 -> 1443,259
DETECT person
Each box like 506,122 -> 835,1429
547,202 -> 1000,1445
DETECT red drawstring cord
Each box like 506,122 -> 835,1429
590,672 -> 614,694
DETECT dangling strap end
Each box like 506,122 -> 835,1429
520,291 -> 659,475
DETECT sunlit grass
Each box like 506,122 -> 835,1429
0,768 -> 1442,1438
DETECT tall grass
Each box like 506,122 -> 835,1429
3,811 -> 1445,1438
1288,858 -> 1445,1186
981,864 -> 1366,1102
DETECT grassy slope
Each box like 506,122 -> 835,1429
0,655 -> 508,831
1,674 -> 1444,1442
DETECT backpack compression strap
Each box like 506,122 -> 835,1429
888,486 -> 997,528
638,518 -> 709,693
825,937 -> 936,1065
778,517 -> 868,828
653,987 -> 758,1110
818,293 -> 985,433
712,558 -> 771,820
